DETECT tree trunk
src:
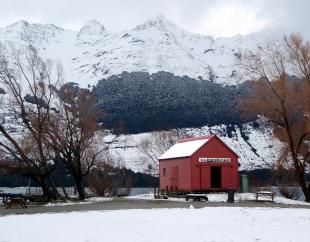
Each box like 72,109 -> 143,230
291,155 -> 310,202
76,182 -> 85,200
64,161 -> 86,200
61,186 -> 69,200
75,178 -> 86,200
286,128 -> 310,202
69,167 -> 86,200
301,185 -> 310,202
23,174 -> 51,201
305,187 -> 310,202
298,172 -> 310,202
40,180 -> 51,201
48,176 -> 61,200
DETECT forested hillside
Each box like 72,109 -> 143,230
94,71 -> 255,133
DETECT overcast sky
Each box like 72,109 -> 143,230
0,0 -> 309,38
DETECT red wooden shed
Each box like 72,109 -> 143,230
159,135 -> 239,192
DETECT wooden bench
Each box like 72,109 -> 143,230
255,191 -> 275,202
186,194 -> 208,202
6,197 -> 27,209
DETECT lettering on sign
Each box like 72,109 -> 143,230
199,157 -> 231,163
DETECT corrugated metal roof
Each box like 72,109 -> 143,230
159,137 -> 210,160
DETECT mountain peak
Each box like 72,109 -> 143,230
7,20 -> 30,30
78,20 -> 105,37
150,14 -> 168,22
5,20 -> 64,33
133,14 -> 176,31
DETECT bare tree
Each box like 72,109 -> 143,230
0,43 -> 114,201
87,152 -> 120,196
240,33 -> 310,201
48,85 -> 111,200
137,130 -> 180,175
0,43 -> 62,200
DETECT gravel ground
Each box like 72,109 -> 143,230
0,197 -> 309,216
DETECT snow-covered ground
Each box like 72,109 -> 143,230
0,207 -> 309,242
1,181 -> 308,208
0,187 -> 153,196
2,186 -> 308,206
44,197 -> 113,206
128,192 -> 310,206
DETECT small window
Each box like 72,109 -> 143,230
163,168 -> 166,176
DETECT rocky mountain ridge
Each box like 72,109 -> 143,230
0,15 -> 283,87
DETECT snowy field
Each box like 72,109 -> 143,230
44,196 -> 113,206
0,207 -> 309,242
127,193 -> 310,206
1,186 -> 309,206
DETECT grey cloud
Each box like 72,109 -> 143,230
0,0 -> 308,38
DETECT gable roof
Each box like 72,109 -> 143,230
158,135 -> 213,160
158,135 -> 239,160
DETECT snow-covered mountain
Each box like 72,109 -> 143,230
0,15 -> 285,172
0,15 -> 283,87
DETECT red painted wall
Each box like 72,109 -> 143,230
159,158 -> 191,191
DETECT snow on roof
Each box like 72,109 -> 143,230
159,137 -> 210,160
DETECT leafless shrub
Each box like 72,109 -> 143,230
137,130 -> 182,175
279,187 -> 301,200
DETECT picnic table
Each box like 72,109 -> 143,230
6,197 -> 27,208
0,191 -> 28,208
255,191 -> 275,202
185,194 -> 208,202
